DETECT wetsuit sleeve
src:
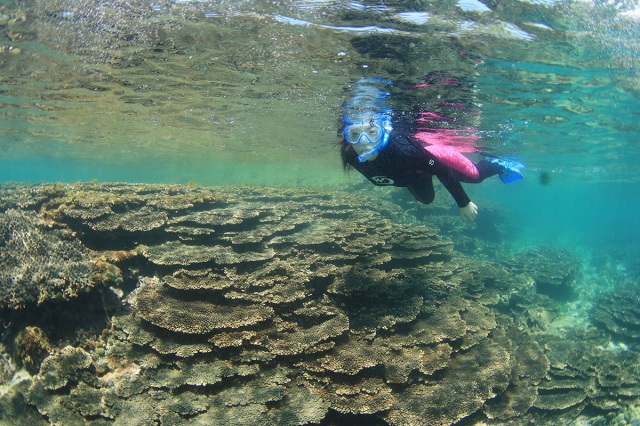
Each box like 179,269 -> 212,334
435,168 -> 471,208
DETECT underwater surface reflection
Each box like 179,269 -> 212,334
0,0 -> 639,184
1,0 -> 640,424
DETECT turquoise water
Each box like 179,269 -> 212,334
1,0 -> 639,261
3,1 -> 640,424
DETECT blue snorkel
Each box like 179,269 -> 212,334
343,78 -> 393,162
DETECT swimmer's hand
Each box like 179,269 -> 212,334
460,201 -> 478,224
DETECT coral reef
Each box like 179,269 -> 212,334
502,246 -> 581,301
535,327 -> 640,416
591,286 -> 640,342
14,326 -> 52,375
607,402 -> 640,425
0,182 -> 638,425
0,208 -> 100,309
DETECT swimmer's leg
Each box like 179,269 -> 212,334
407,175 -> 436,204
485,158 -> 524,183
476,159 -> 505,180
458,159 -> 522,183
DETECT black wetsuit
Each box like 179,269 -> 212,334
343,132 -> 502,207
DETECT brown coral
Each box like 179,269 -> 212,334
134,277 -> 274,334
14,326 -> 52,375
1,182 -> 638,426
503,247 -> 581,301
0,208 -> 99,308
591,286 -> 640,341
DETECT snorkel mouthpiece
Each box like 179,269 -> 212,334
357,141 -> 385,162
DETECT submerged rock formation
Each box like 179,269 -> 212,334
0,182 -> 637,425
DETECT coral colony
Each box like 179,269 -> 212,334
1,182 -> 639,425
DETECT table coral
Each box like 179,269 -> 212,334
134,276 -> 275,334
0,183 -> 638,426
591,286 -> 640,341
503,247 -> 581,301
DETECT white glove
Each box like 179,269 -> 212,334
459,201 -> 478,224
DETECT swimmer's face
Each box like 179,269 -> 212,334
343,122 -> 384,146
344,121 -> 385,160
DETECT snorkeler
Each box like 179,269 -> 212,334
340,78 -> 523,223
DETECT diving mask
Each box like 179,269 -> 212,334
343,121 -> 385,145
343,118 -> 392,162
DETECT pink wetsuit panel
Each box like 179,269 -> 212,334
423,144 -> 480,179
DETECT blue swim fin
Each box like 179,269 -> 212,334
488,158 -> 524,183
499,169 -> 523,183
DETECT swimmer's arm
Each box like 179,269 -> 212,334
435,170 -> 471,209
435,170 -> 477,223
